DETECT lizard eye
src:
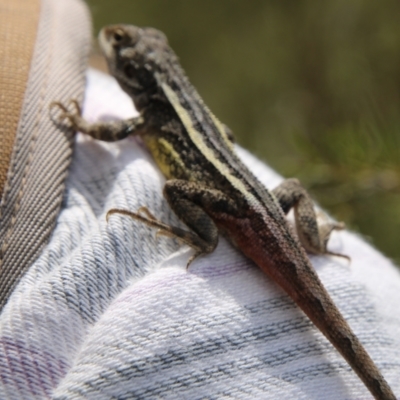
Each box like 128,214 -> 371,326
113,29 -> 125,43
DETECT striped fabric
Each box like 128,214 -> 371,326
0,68 -> 399,399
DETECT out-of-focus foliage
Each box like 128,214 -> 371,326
86,0 -> 400,264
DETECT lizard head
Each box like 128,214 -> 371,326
99,24 -> 178,109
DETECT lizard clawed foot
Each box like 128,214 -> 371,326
106,207 -> 175,237
49,99 -> 82,129
315,212 -> 350,262
106,207 -> 204,268
324,250 -> 351,262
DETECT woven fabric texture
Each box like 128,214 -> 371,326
0,0 -> 91,309
0,69 -> 399,399
0,0 -> 40,196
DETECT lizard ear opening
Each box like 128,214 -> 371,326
123,63 -> 136,79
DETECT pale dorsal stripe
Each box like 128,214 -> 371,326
161,82 -> 257,205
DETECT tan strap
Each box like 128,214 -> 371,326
0,0 -> 91,310
0,0 -> 40,197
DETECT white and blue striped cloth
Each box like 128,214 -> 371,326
1,69 -> 399,399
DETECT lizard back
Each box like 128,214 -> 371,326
95,24 -> 396,400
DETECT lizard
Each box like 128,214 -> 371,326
51,24 -> 396,400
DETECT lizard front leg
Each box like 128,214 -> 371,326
50,100 -> 145,141
107,179 -> 238,266
272,178 -> 346,257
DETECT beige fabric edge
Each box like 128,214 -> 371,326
0,0 -> 91,310
0,0 -> 41,197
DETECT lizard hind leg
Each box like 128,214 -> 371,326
106,202 -> 218,268
106,179 -> 236,268
272,178 -> 348,259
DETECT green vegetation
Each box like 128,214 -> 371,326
87,0 -> 400,264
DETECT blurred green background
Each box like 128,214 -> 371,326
86,0 -> 400,265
